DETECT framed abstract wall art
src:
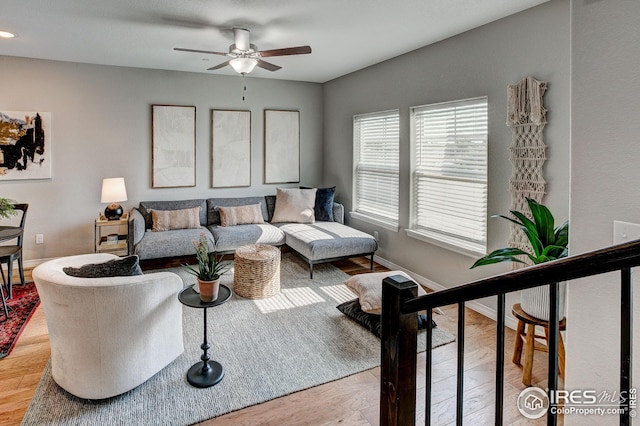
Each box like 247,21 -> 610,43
264,109 -> 300,184
211,109 -> 251,188
151,105 -> 196,188
0,111 -> 52,180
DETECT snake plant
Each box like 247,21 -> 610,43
182,233 -> 230,281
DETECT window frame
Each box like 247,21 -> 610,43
407,97 -> 488,257
351,109 -> 400,232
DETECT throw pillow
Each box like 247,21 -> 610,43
344,271 -> 428,315
336,299 -> 435,338
301,186 -> 336,222
151,207 -> 201,232
270,187 -> 317,223
63,255 -> 143,278
218,203 -> 265,226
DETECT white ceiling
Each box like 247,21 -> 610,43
1,0 -> 548,83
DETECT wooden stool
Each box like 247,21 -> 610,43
512,303 -> 566,386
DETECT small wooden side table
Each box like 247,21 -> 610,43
512,303 -> 566,386
178,284 -> 231,388
94,216 -> 129,256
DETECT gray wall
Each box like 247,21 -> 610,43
0,56 -> 323,261
566,1 -> 640,424
323,0 -> 570,309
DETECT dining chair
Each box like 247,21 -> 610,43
0,203 -> 28,300
0,275 -> 8,321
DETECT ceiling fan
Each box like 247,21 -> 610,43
174,28 -> 312,75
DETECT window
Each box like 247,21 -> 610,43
352,110 -> 400,230
407,97 -> 488,256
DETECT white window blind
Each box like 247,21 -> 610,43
409,97 -> 488,255
352,110 -> 399,228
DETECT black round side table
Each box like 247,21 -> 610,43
178,284 -> 231,388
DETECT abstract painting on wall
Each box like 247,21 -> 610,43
152,105 -> 196,188
212,109 -> 251,188
0,111 -> 52,180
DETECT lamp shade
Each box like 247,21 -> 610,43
101,177 -> 128,203
230,57 -> 258,74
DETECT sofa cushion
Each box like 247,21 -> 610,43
139,200 -> 206,230
134,228 -> 214,260
207,197 -> 268,226
336,299 -> 434,338
344,271 -> 427,314
265,195 -> 277,222
331,202 -> 345,224
151,207 -> 201,231
277,222 -> 377,262
219,204 -> 265,227
208,224 -> 285,252
63,255 -> 143,278
271,188 -> 317,223
301,186 -> 336,222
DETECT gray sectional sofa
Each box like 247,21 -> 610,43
128,195 -> 378,278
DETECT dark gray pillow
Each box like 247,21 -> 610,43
336,299 -> 435,337
301,186 -> 336,222
63,255 -> 143,278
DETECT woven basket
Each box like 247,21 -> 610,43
234,244 -> 281,299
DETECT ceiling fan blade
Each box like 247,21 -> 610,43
207,60 -> 231,71
256,59 -> 282,72
174,47 -> 228,56
258,46 -> 312,57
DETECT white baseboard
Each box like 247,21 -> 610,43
373,254 -> 518,331
2,257 -> 55,273
24,258 -> 54,268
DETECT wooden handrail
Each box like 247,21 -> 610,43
402,239 -> 640,313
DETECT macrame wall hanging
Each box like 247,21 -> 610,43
506,76 -> 548,259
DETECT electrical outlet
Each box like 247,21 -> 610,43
35,233 -> 44,244
373,231 -> 379,240
613,221 -> 640,244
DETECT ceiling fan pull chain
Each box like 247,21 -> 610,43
242,74 -> 248,101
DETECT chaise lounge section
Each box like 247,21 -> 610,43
276,221 -> 377,278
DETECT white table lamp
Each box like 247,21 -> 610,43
101,177 -> 128,220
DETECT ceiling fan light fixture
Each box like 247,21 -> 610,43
230,57 -> 258,74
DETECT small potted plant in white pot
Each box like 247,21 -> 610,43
182,234 -> 230,302
471,198 -> 569,321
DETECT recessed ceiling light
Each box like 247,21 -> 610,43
0,31 -> 15,39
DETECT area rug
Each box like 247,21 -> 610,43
0,281 -> 40,359
22,254 -> 455,425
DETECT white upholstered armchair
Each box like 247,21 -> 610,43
33,253 -> 184,399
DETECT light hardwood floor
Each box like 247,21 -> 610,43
0,258 -> 557,425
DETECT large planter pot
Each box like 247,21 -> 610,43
520,282 -> 566,322
197,278 -> 221,302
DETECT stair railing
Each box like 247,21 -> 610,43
381,239 -> 640,426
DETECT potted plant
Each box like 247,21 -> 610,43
0,198 -> 17,219
471,198 -> 569,321
182,234 -> 230,302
